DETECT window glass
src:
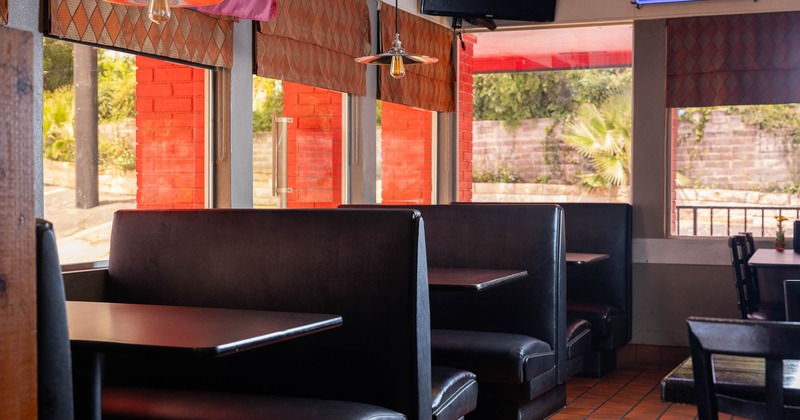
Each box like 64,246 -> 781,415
460,25 -> 633,204
42,39 -> 208,265
376,100 -> 436,204
671,105 -> 800,237
252,78 -> 344,209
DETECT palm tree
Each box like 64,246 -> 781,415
562,88 -> 631,188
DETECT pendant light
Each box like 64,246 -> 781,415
104,0 -> 223,25
355,0 -> 438,79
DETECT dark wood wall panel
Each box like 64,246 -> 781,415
0,25 -> 36,419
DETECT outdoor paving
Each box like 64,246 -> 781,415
43,185 -> 135,265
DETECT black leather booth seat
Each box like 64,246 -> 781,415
100,209 -> 439,419
557,203 -> 633,377
432,366 -> 478,420
565,317 -> 592,378
344,204 -> 568,420
103,388 -> 406,420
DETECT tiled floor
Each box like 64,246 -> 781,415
546,368 -> 749,420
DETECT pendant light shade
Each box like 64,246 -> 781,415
104,0 -> 223,25
356,0 -> 438,79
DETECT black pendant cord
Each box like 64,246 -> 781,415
394,0 -> 399,36
377,8 -> 382,53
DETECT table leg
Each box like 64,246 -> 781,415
72,351 -> 102,420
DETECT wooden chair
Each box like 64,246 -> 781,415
687,317 -> 800,419
783,280 -> 800,321
728,235 -> 784,321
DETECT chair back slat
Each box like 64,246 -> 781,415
688,317 -> 800,420
728,236 -> 752,319
784,280 -> 800,321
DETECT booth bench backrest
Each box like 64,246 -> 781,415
104,209 -> 432,420
344,204 -> 567,383
556,203 -> 632,343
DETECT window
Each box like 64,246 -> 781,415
376,101 -> 437,204
459,25 -> 633,204
42,38 -> 210,265
252,78 -> 345,209
665,13 -> 800,238
671,105 -> 800,237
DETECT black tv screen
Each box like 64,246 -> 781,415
420,0 -> 556,23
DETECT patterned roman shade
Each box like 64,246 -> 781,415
667,12 -> 800,107
1,0 -> 7,26
48,0 -> 234,68
254,0 -> 371,96
378,4 -> 454,112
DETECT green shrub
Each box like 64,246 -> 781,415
43,85 -> 75,162
472,165 -> 523,183
98,50 -> 137,122
99,137 -> 136,171
252,77 -> 284,132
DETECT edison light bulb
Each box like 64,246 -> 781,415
148,0 -> 171,25
389,55 -> 405,79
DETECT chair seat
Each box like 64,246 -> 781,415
431,329 -> 554,385
431,366 -> 478,420
102,387 -> 405,420
747,309 -> 785,321
567,301 -> 627,349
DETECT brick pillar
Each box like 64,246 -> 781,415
458,34 -> 477,202
135,57 -> 205,209
381,102 -> 433,204
283,82 -> 342,208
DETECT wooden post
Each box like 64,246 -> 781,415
74,44 -> 99,209
0,25 -> 36,419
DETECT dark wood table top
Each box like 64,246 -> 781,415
428,267 -> 527,291
749,248 -> 800,268
67,301 -> 343,357
566,252 -> 610,266
661,355 -> 800,405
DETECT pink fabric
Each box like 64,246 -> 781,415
198,0 -> 277,22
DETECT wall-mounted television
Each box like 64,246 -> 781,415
632,0 -> 703,5
420,0 -> 557,23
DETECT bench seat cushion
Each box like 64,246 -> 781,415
103,387 -> 405,420
567,301 -> 627,350
431,329 -> 554,385
566,317 -> 592,360
431,366 -> 478,420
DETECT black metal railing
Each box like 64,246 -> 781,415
675,206 -> 800,237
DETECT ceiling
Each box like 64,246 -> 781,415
471,24 -> 633,72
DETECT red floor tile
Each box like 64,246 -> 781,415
546,368 -> 717,420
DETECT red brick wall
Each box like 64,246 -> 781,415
381,102 -> 433,204
135,57 -> 205,209
283,82 -> 342,208
458,34 -> 477,202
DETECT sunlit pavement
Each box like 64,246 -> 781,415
43,185 -> 135,265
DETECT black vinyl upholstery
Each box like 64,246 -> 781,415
553,203 -> 632,376
449,202 -> 631,377
431,366 -> 478,420
344,204 -> 567,419
102,209 -> 432,419
103,388 -> 406,420
36,219 -> 75,420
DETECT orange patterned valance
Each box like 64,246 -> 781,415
1,0 -> 7,26
667,12 -> 800,107
255,0 -> 370,96
48,0 -> 234,68
378,4 -> 454,112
